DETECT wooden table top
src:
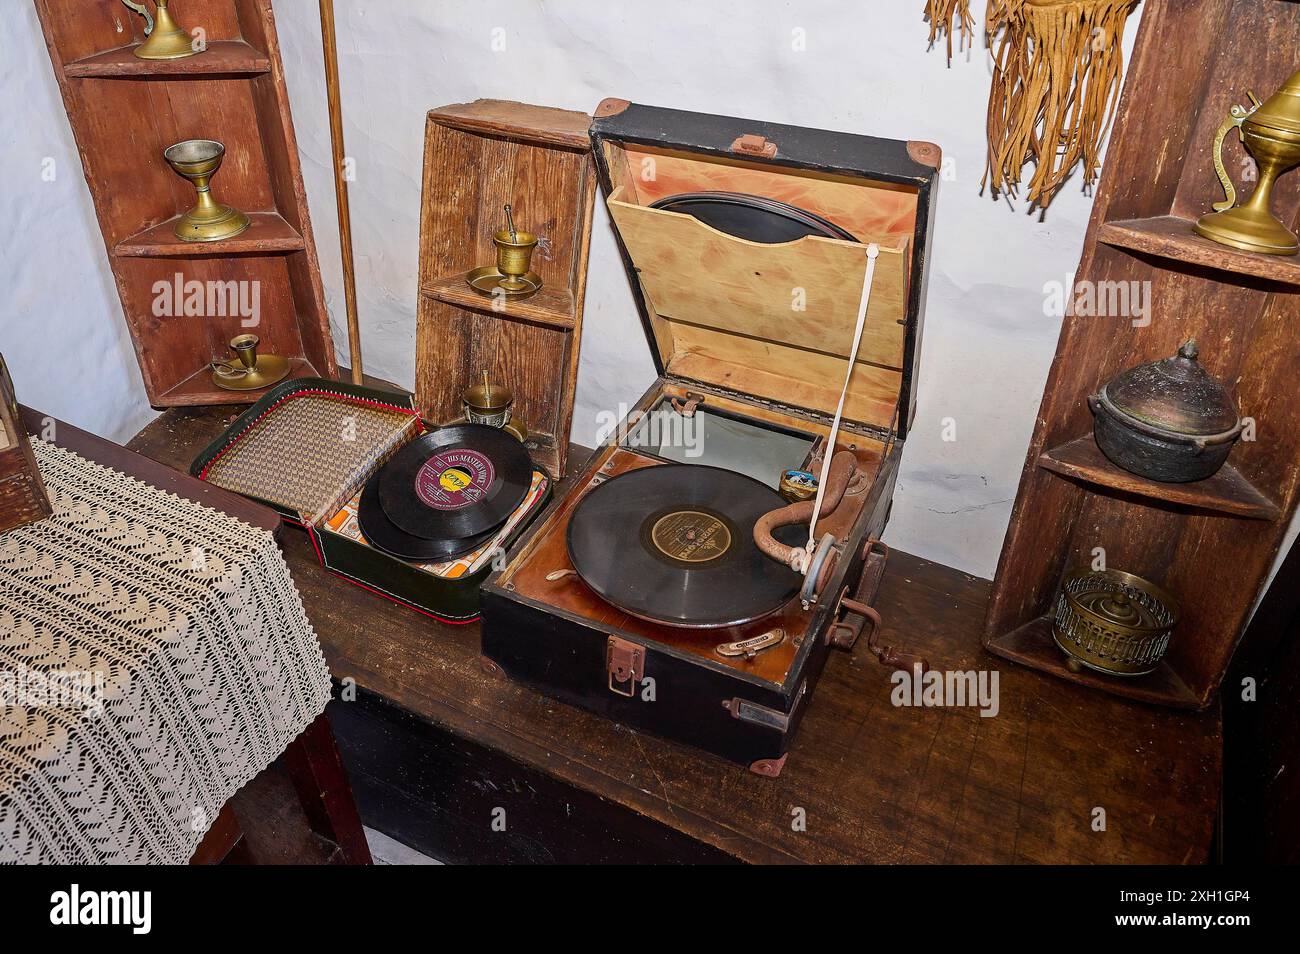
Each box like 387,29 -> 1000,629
128,402 -> 1222,865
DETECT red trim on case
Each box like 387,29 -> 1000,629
196,388 -> 421,481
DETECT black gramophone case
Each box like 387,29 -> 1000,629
480,100 -> 940,776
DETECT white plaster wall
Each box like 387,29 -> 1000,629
1,3 -> 157,443
3,0 -> 1152,580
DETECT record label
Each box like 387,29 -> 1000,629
413,448 -> 495,511
644,509 -> 732,564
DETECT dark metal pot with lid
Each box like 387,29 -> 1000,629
1088,340 -> 1243,483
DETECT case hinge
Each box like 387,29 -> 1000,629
606,635 -> 645,697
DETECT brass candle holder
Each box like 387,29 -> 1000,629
121,0 -> 199,61
211,334 -> 290,391
466,204 -> 542,299
1195,69 -> 1300,256
164,140 -> 250,243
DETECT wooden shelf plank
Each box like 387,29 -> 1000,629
1097,215 -> 1300,286
985,617 -> 1202,709
64,40 -> 270,78
1038,435 -> 1279,521
114,212 -> 305,258
421,273 -> 577,330
155,358 -> 319,407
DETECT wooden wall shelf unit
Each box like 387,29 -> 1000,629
984,0 -> 1300,710
35,0 -> 336,407
414,100 -> 597,478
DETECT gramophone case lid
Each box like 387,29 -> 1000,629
1098,340 -> 1240,439
589,100 -> 941,439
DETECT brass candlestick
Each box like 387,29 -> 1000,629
211,334 -> 290,391
121,0 -> 199,61
163,140 -> 250,243
1195,69 -> 1300,256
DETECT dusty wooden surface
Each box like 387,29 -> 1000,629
128,402 -> 1223,864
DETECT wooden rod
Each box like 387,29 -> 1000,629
318,0 -> 363,384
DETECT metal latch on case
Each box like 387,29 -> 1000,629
606,635 -> 645,697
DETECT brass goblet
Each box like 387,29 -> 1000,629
163,139 -> 250,243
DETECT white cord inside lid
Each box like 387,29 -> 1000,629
801,242 -> 880,566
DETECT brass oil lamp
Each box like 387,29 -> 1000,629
121,0 -> 199,61
1195,69 -> 1300,256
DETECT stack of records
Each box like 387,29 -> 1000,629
357,423 -> 532,563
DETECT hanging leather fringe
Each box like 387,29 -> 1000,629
985,0 -> 1139,207
985,0 -> 1024,37
925,0 -> 975,60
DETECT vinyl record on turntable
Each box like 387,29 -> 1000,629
377,424 -> 530,541
567,465 -> 804,628
356,473 -> 497,563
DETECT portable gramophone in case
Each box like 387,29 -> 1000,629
481,101 -> 940,775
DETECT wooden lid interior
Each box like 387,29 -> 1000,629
601,143 -> 918,430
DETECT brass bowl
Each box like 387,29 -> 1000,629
1052,568 -> 1179,676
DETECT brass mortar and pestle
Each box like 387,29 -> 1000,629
450,371 -> 528,442
466,204 -> 543,299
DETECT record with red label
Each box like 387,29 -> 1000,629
376,424 -> 531,542
356,472 -> 498,562
567,464 -> 803,628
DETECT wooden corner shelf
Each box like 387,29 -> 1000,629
414,100 -> 598,478
1038,436 -> 1279,521
985,617 -> 1202,709
420,274 -> 576,329
36,0 -> 336,407
1097,215 -> 1300,287
114,212 -> 305,257
984,0 -> 1300,712
63,40 -> 270,78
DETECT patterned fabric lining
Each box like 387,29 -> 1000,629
200,391 -> 420,526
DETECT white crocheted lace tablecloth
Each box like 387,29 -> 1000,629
0,440 -> 331,864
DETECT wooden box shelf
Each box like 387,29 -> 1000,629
985,618 -> 1202,709
36,0 -> 336,407
1098,215 -> 1300,287
984,0 -> 1300,710
420,273 -> 576,330
1038,436 -> 1279,521
414,100 -> 597,478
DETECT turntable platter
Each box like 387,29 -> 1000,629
566,465 -> 804,628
